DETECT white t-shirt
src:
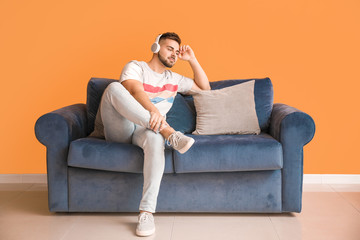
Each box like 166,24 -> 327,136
119,60 -> 194,116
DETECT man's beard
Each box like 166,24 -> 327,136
158,52 -> 174,68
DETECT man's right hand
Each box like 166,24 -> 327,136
149,110 -> 168,133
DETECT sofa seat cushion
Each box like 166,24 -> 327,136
173,133 -> 283,173
68,137 -> 174,173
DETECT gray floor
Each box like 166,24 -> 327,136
0,183 -> 359,240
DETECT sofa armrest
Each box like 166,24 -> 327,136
269,103 -> 315,146
269,103 -> 316,212
35,103 -> 88,148
34,103 -> 87,212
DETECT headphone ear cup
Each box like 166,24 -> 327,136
151,42 -> 160,53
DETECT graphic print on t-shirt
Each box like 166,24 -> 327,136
143,83 -> 178,104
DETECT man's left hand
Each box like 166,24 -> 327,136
179,45 -> 196,62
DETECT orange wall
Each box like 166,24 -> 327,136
1,0 -> 359,174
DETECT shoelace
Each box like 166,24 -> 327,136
167,132 -> 180,148
139,213 -> 150,223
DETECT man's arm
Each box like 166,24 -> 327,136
121,79 -> 167,132
189,57 -> 211,91
179,45 -> 211,91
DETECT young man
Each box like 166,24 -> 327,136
97,32 -> 210,236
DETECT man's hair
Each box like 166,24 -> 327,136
159,32 -> 181,45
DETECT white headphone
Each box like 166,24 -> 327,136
151,34 -> 162,53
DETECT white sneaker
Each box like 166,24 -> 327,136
166,131 -> 195,154
136,212 -> 155,237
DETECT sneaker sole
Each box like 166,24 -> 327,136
178,138 -> 195,154
136,228 -> 155,237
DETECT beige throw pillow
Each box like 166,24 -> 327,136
192,80 -> 261,135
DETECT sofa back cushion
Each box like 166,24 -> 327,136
166,94 -> 196,133
86,77 -> 197,135
181,78 -> 273,132
86,77 -> 273,135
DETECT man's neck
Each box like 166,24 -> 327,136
147,55 -> 166,74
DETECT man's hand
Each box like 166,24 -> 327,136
179,45 -> 196,62
149,110 -> 168,133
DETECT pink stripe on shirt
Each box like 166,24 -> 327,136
143,83 -> 178,93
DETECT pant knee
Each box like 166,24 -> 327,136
105,82 -> 127,98
142,132 -> 165,152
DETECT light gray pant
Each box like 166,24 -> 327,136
100,81 -> 165,213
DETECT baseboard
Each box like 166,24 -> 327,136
0,174 -> 47,183
303,174 -> 360,184
0,174 -> 360,184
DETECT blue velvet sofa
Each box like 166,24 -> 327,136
34,77 -> 315,213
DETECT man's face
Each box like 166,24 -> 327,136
157,38 -> 180,68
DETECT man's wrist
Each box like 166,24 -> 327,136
149,108 -> 160,115
188,57 -> 197,64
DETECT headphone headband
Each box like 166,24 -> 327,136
155,34 -> 162,43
